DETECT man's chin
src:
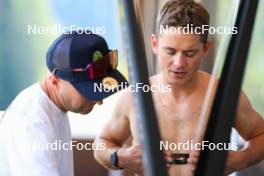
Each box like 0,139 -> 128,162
169,80 -> 184,86
73,108 -> 93,115
166,76 -> 186,85
80,109 -> 93,115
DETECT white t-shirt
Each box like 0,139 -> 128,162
0,83 -> 74,176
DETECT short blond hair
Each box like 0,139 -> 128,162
156,0 -> 210,43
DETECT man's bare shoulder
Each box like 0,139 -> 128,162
115,74 -> 161,117
115,88 -> 134,115
198,71 -> 219,88
198,71 -> 215,81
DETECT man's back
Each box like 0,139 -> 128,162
0,83 -> 73,176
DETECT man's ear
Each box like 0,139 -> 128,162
49,74 -> 60,88
203,39 -> 212,53
151,34 -> 158,55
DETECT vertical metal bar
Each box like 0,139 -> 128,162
120,0 -> 168,176
195,0 -> 259,176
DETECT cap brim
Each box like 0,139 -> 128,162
71,70 -> 128,101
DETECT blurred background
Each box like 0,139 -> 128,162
0,0 -> 263,175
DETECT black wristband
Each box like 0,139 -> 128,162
110,150 -> 123,169
170,153 -> 189,165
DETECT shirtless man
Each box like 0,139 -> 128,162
94,1 -> 264,175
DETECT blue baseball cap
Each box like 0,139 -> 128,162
46,31 -> 128,101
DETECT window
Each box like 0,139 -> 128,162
0,0 -> 128,138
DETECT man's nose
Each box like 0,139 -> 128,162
172,53 -> 187,68
96,100 -> 103,105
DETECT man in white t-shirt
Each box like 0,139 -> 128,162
0,30 -> 128,176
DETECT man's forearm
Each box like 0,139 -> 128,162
241,133 -> 264,168
226,133 -> 264,175
94,137 -> 120,169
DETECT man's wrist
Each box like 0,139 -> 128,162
110,149 -> 123,169
228,150 -> 249,173
238,149 -> 252,169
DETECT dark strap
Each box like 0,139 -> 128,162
170,153 -> 190,165
121,0 -> 168,176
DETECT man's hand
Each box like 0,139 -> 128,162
118,145 -> 172,174
118,145 -> 143,174
187,150 -> 247,175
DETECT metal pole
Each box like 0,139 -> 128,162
120,0 -> 168,176
195,0 -> 259,175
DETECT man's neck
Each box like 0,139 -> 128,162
161,72 -> 200,101
40,77 -> 67,112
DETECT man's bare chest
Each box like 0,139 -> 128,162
155,103 -> 202,143
129,101 -> 203,144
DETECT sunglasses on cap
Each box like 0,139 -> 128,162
53,49 -> 118,80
